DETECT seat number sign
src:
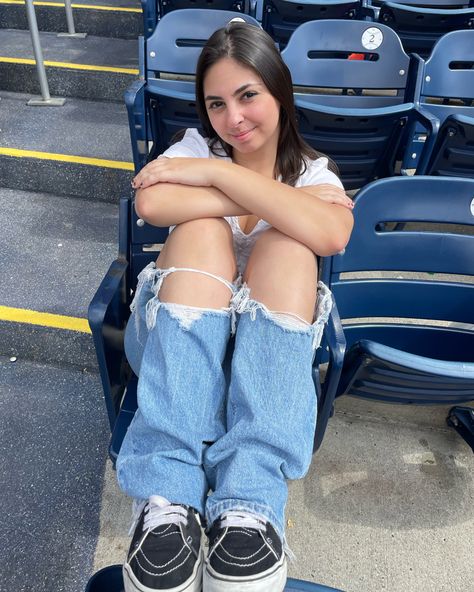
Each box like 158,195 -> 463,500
361,27 -> 383,50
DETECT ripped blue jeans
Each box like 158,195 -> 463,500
116,262 -> 332,539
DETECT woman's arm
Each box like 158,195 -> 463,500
135,184 -> 250,227
135,157 -> 353,256
215,162 -> 353,256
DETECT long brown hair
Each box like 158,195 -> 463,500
195,22 -> 337,186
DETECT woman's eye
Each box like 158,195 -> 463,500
208,101 -> 224,110
242,91 -> 257,100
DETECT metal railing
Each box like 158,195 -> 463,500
25,0 -> 87,106
58,0 -> 87,38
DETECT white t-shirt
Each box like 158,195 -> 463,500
162,128 -> 344,274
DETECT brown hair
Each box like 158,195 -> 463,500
195,22 -> 338,186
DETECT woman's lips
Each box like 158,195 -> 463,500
231,127 -> 255,141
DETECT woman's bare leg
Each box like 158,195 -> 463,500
157,218 -> 237,307
243,227 -> 318,321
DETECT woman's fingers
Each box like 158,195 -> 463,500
299,185 -> 353,209
132,157 -> 213,189
132,158 -> 168,189
326,193 -> 354,209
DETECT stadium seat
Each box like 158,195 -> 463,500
372,0 -> 473,5
368,0 -> 474,16
281,19 -> 438,190
377,1 -> 474,57
261,0 -> 366,49
141,0 -> 250,38
140,0 -> 158,37
88,192 -> 344,463
159,0 -> 249,15
125,9 -> 260,173
85,564 -> 346,591
417,113 -> 474,177
408,29 -> 474,176
320,175 -> 474,452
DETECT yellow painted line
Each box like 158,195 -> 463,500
0,0 -> 142,12
0,147 -> 134,170
0,56 -> 139,75
0,305 -> 91,333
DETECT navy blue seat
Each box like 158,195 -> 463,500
281,19 -> 438,189
85,564 -> 346,591
88,191 -> 344,463
141,0 -> 250,38
126,9 -> 260,173
140,0 -> 158,37
377,1 -> 474,57
159,0 -> 249,15
262,0 -> 366,49
372,0 -> 473,5
321,176 -> 474,451
409,29 -> 474,176
369,0 -> 474,15
419,113 -> 474,177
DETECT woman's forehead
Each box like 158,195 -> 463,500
203,58 -> 263,93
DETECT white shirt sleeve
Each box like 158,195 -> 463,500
159,128 -> 211,159
296,157 -> 344,190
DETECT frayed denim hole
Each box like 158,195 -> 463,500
161,302 -> 206,331
143,267 -> 239,332
145,295 -> 161,331
311,282 -> 333,350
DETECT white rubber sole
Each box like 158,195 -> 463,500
203,556 -> 287,592
123,550 -> 204,592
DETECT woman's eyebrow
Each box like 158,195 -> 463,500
205,82 -> 263,101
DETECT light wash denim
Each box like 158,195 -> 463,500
116,262 -> 332,539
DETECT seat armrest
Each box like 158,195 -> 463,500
313,296 -> 346,452
402,106 -> 440,175
88,257 -> 129,430
125,79 -> 147,173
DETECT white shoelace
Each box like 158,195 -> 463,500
212,510 -> 297,562
218,510 -> 267,532
129,495 -> 188,536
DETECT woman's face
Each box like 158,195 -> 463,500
203,57 -> 280,158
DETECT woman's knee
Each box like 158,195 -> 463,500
245,228 -> 317,282
156,218 -> 237,307
159,218 -> 237,278
243,228 -> 318,320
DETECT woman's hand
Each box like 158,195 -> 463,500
297,184 -> 354,210
132,157 -> 218,189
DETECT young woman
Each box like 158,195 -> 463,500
117,21 -> 353,592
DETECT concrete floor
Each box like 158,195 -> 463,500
92,397 -> 474,592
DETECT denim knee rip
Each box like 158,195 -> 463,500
130,261 -> 241,334
230,281 -> 333,351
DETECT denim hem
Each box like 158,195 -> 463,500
231,280 -> 333,350
130,261 -> 243,334
205,499 -> 284,539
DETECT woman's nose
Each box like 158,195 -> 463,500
227,104 -> 244,128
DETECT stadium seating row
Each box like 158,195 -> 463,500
126,10 -> 474,190
140,0 -> 474,58
89,7 -> 473,479
88,173 -> 474,462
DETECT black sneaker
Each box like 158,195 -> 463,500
203,511 -> 287,592
123,495 -> 204,592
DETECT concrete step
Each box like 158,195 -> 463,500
0,186 -> 119,368
0,355 -> 110,592
0,28 -> 139,101
0,91 -> 134,201
0,0 -> 143,39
